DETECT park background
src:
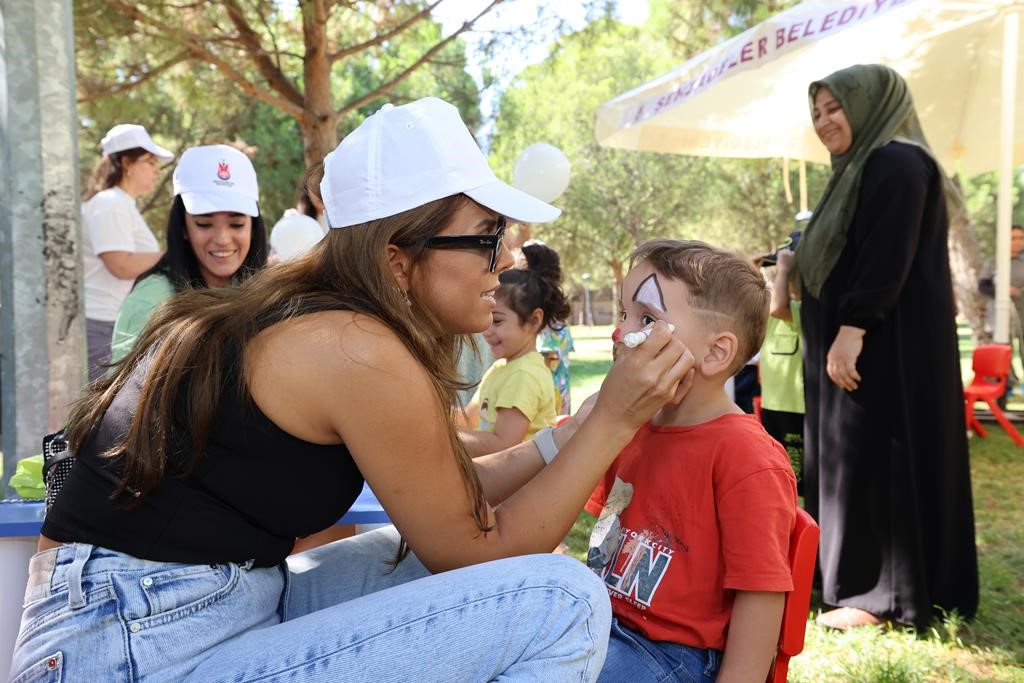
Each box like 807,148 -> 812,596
5,0 -> 1024,680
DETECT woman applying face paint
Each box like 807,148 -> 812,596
795,64 -> 978,631
13,99 -> 695,681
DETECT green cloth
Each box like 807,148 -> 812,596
794,64 -> 950,298
110,273 -> 175,363
11,455 -> 45,499
760,301 -> 804,414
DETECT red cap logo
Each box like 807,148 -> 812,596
217,161 -> 231,180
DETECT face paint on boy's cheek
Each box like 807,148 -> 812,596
633,274 -> 666,313
611,327 -> 623,344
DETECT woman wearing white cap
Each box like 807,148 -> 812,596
81,123 -> 173,381
109,145 -> 268,363
13,98 -> 694,681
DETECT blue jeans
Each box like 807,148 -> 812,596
596,618 -> 721,682
10,526 -> 611,682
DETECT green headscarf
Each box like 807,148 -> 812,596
794,63 -> 953,298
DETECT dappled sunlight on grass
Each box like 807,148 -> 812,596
568,324 -> 614,402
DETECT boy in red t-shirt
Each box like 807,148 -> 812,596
588,240 -> 797,683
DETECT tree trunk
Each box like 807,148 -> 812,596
299,114 -> 340,168
610,257 -> 624,300
947,181 -> 987,342
301,0 -> 338,166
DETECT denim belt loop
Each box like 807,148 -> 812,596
66,543 -> 94,609
704,648 -> 722,677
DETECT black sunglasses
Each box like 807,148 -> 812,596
425,216 -> 506,272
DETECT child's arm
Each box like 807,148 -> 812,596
769,250 -> 794,321
455,401 -> 481,430
460,407 -> 531,458
717,590 -> 785,682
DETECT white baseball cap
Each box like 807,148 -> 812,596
320,97 -> 560,229
172,145 -> 260,217
270,212 -> 326,261
100,124 -> 174,163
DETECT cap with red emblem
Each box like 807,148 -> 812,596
172,144 -> 259,217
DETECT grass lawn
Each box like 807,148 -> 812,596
564,324 -> 1024,682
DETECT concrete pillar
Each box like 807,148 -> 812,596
0,0 -> 84,496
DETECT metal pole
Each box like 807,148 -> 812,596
798,160 -> 808,214
993,7 -> 1020,344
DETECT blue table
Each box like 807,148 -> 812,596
0,500 -> 46,537
0,483 -> 389,538
337,483 -> 391,525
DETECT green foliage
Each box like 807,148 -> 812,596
961,168 -> 1024,261
490,18 -> 711,288
647,0 -> 797,58
73,0 -> 482,240
76,0 -> 295,235
488,4 -> 829,288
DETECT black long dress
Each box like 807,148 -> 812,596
801,141 -> 979,627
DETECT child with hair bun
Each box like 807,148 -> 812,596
528,240 -> 576,415
461,241 -> 571,457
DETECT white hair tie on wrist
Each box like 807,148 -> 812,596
534,426 -> 559,465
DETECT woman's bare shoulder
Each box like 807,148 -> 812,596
245,310 -> 426,443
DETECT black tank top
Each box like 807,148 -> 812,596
43,349 -> 364,567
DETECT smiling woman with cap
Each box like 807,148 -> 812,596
11,98 -> 694,681
108,144 -> 268,363
80,123 -> 174,381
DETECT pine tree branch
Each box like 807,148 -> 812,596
336,0 -> 503,117
77,49 -> 189,104
328,0 -> 445,63
101,0 -> 307,120
222,0 -> 305,108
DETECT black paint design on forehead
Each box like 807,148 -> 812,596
632,273 -> 666,313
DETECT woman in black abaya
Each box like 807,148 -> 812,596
795,63 -> 978,630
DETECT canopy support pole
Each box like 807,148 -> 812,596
782,157 -> 793,204
799,160 -> 808,214
993,7 -> 1020,344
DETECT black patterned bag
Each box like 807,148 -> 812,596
42,430 -> 74,511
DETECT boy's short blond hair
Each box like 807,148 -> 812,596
630,239 -> 769,375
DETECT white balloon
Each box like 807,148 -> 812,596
270,212 -> 326,261
513,143 -> 571,203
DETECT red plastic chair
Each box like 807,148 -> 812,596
964,344 -> 1024,447
766,507 -> 820,683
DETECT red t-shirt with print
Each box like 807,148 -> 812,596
585,414 -> 797,650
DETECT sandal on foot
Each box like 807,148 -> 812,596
815,607 -> 885,631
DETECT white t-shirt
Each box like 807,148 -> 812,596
81,187 -> 160,321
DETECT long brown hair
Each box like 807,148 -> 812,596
82,148 -> 151,200
66,193 -> 492,535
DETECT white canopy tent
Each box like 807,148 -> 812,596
596,0 -> 1022,340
